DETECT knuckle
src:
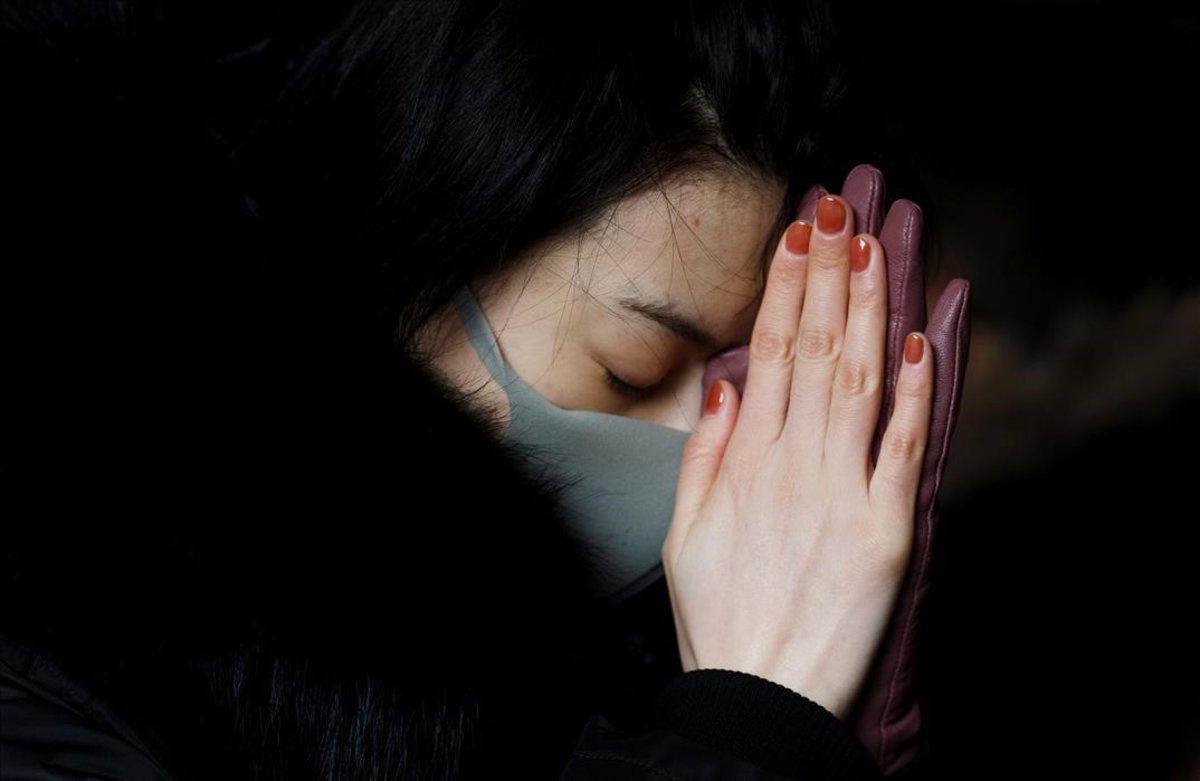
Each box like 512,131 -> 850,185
796,326 -> 838,362
769,255 -> 806,290
896,375 -> 932,400
833,359 -> 876,398
882,429 -> 920,464
750,328 -> 794,364
810,245 -> 844,271
852,281 -> 883,309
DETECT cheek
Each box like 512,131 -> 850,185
528,359 -> 611,413
630,361 -> 709,432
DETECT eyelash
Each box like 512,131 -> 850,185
603,368 -> 656,400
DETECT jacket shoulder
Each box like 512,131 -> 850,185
0,636 -> 174,781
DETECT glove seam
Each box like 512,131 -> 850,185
878,284 -> 968,769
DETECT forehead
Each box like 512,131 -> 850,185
566,173 -> 786,345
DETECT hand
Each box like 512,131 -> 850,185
831,166 -> 972,774
699,165 -> 973,773
663,193 -> 935,719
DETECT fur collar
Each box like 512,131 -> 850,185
3,344 -> 673,778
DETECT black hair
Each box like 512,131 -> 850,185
235,0 -> 868,359
0,0 -> 900,777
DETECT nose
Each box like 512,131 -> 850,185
701,344 -> 749,413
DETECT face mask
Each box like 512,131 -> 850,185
452,284 -> 692,603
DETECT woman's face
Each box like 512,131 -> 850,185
428,171 -> 786,433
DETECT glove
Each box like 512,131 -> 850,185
699,164 -> 972,775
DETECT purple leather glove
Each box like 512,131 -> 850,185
700,164 -> 972,775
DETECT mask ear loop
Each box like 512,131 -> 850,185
453,284 -> 513,386
454,284 -> 687,605
453,284 -> 556,447
454,283 -> 553,412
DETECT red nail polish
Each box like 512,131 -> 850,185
850,236 -> 871,272
785,221 -> 811,255
904,333 -> 924,364
816,196 -> 846,234
703,380 -> 726,417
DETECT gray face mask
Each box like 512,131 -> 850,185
453,284 -> 691,603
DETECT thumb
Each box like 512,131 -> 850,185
666,379 -> 740,556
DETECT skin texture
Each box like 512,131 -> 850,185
423,174 -> 934,724
663,194 -> 934,719
420,171 -> 787,431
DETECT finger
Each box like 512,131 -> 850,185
665,379 -> 740,563
796,183 -> 829,222
870,332 -> 934,516
916,279 -> 972,492
826,233 -> 887,490
840,164 -> 887,236
782,195 -> 855,454
731,221 -> 810,445
871,199 -> 927,466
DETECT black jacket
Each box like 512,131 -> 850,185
0,2 -> 893,778
0,631 -> 883,779
0,339 -> 887,779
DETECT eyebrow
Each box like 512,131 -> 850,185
614,295 -> 720,351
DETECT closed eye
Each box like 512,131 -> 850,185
603,367 -> 656,400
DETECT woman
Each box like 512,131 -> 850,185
0,0 -> 969,778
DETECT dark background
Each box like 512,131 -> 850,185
845,1 -> 1199,777
2,1 -> 1195,777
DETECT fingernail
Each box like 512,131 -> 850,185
850,236 -> 871,272
904,333 -> 924,364
785,221 -> 812,255
816,196 -> 846,234
703,380 -> 726,417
